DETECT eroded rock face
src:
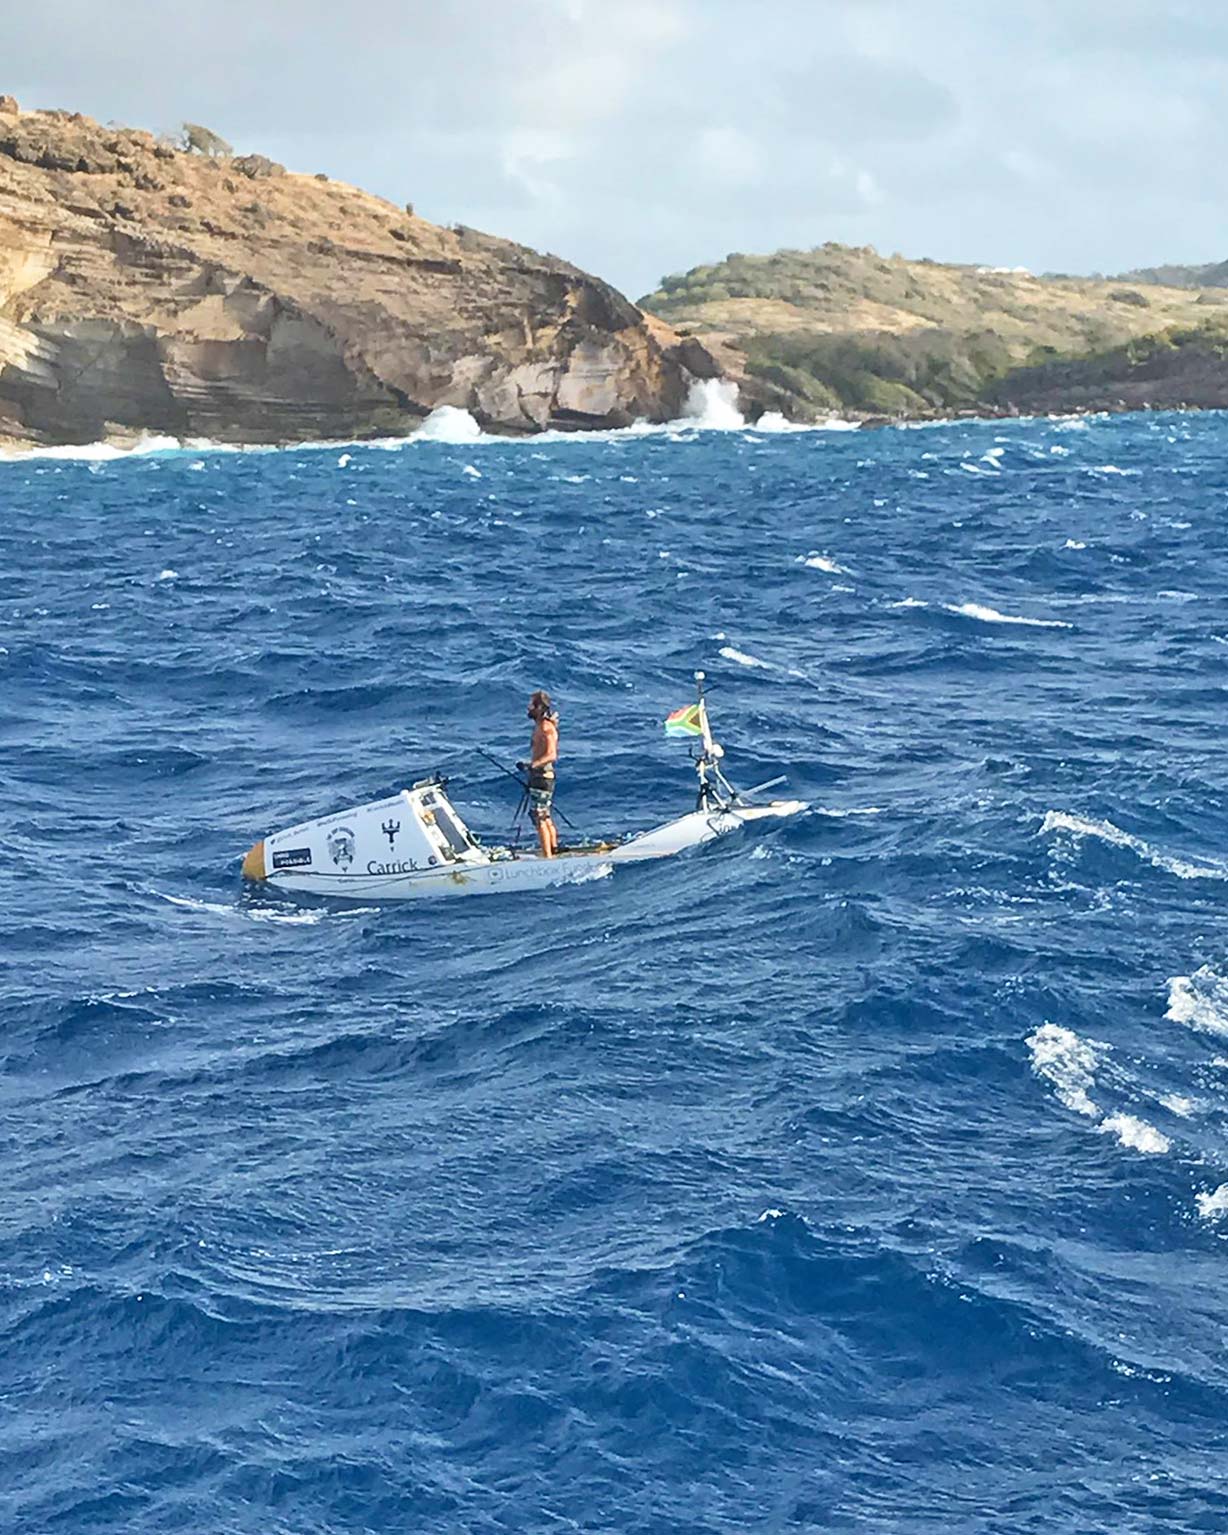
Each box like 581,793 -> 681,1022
0,106 -> 718,445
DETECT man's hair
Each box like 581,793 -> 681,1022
530,689 -> 556,717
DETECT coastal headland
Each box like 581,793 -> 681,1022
0,99 -> 719,448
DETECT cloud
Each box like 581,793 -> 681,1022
691,128 -> 761,187
4,1 -> 1225,298
499,129 -> 575,207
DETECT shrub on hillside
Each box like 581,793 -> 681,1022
181,122 -> 232,158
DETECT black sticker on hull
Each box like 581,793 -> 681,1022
272,846 -> 313,870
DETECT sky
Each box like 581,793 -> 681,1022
7,0 -> 1227,300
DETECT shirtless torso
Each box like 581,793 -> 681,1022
525,690 -> 559,857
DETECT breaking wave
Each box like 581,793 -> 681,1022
943,602 -> 1071,629
1026,1022 -> 1102,1117
680,377 -> 745,430
1041,812 -> 1228,882
1166,966 -> 1228,1036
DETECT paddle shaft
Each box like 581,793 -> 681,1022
475,747 -> 575,829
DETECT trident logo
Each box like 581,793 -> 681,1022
381,818 -> 401,848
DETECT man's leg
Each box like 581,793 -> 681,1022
534,806 -> 553,858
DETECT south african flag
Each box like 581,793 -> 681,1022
665,704 -> 704,738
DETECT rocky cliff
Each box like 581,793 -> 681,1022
0,100 -> 717,447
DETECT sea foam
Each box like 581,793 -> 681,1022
943,602 -> 1071,629
1026,1023 -> 1102,1118
1041,812 -> 1227,882
415,406 -> 483,442
680,377 -> 745,430
1166,966 -> 1228,1036
1098,1114 -> 1170,1155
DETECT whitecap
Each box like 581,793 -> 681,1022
944,602 -> 1071,629
157,569 -> 179,581
1063,539 -> 1087,550
1166,966 -> 1228,1035
1196,1185 -> 1228,1219
719,645 -> 772,669
888,597 -> 929,610
1159,1093 -> 1195,1118
1026,1022 -> 1102,1117
461,465 -> 482,479
337,453 -> 352,468
799,553 -> 849,574
1041,811 -> 1227,882
1098,1114 -> 1170,1155
814,806 -> 883,818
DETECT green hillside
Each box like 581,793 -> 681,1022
638,244 -> 1228,419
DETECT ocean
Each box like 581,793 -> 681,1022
3,407 -> 1228,1533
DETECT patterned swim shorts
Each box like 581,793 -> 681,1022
528,775 -> 555,821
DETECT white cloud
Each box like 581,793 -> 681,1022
692,127 -> 761,186
855,168 -> 884,206
499,129 -> 575,206
7,0 -> 1228,297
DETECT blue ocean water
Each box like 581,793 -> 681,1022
3,410 -> 1228,1533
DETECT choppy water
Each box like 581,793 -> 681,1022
4,410 -> 1228,1533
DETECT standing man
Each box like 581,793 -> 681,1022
520,689 -> 559,858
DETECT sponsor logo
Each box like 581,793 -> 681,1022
366,858 -> 420,875
381,818 -> 400,848
271,846 -> 312,870
327,826 -> 356,869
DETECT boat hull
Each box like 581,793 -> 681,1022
246,798 -> 806,901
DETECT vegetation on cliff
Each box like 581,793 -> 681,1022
639,244 -> 1228,419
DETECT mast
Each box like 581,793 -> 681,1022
693,670 -> 735,811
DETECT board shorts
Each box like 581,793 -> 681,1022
528,772 -> 555,822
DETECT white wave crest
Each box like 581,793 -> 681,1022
943,602 -> 1071,629
1041,811 -> 1227,881
756,411 -> 859,434
1196,1185 -> 1228,1219
719,645 -> 772,669
1026,1022 -> 1102,1118
0,432 -> 189,463
800,552 -> 849,574
1098,1114 -> 1170,1155
1166,966 -> 1228,1035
